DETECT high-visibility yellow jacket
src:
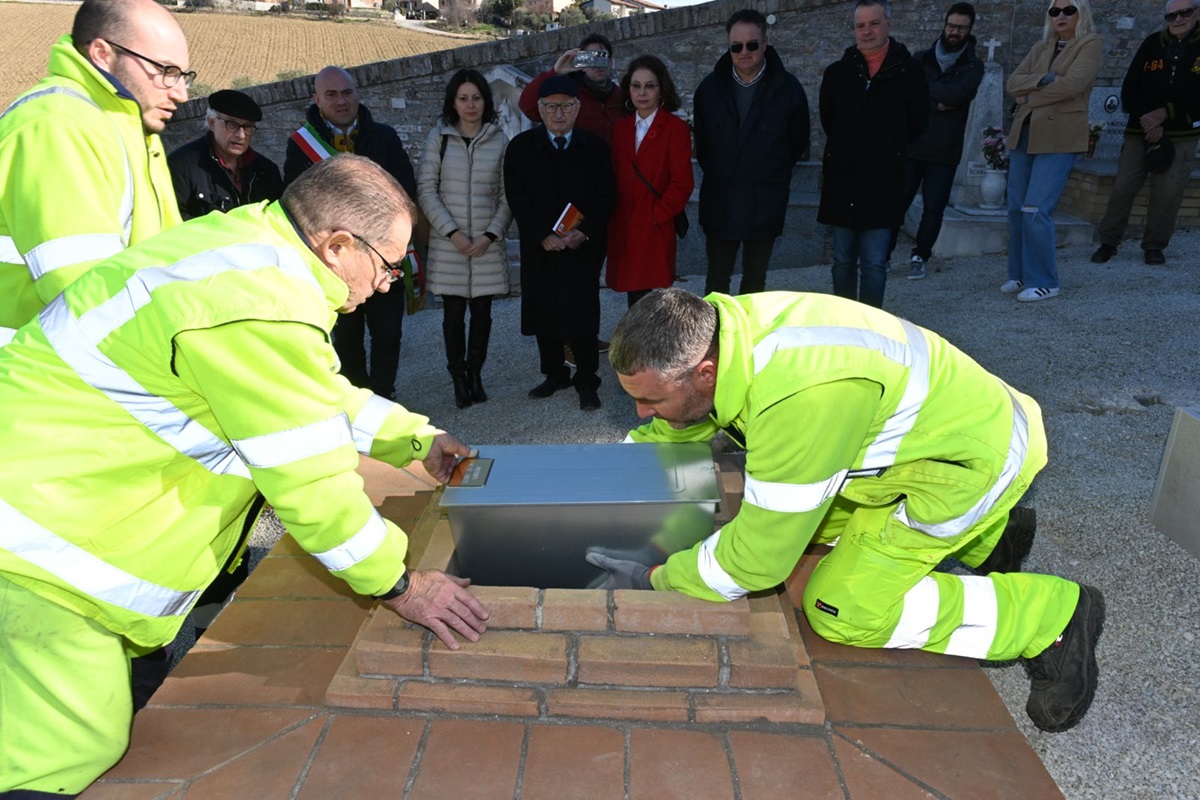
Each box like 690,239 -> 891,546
0,35 -> 181,329
630,292 -> 1047,601
0,201 -> 433,647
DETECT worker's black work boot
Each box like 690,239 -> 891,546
1023,583 -> 1105,732
975,507 -> 1037,575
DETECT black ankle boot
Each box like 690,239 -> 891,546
466,368 -> 487,403
451,369 -> 472,409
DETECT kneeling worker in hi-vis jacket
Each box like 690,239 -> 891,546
589,287 -> 1104,734
0,155 -> 490,798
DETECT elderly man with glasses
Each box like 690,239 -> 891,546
692,7 -> 810,297
0,155 -> 490,797
1091,0 -> 1200,267
168,89 -> 283,221
0,0 -> 192,332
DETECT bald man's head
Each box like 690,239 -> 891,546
314,66 -> 360,128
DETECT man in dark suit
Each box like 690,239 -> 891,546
504,76 -> 616,411
283,66 -> 417,400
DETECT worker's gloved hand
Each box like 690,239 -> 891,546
585,550 -> 653,590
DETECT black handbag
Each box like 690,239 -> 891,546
632,161 -> 689,239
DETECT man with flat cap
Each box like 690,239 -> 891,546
504,74 -> 615,412
169,89 -> 283,220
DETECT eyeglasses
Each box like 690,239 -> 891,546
1047,5 -> 1078,18
350,233 -> 403,284
106,41 -> 197,88
1165,7 -> 1196,22
630,82 -> 660,92
216,117 -> 257,135
944,23 -> 972,32
539,101 -> 578,114
729,39 -> 761,54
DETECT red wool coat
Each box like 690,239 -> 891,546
606,110 -> 694,293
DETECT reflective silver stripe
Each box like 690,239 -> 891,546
311,509 -> 389,572
884,575 -> 938,649
0,497 -> 200,617
944,575 -> 999,658
0,235 -> 20,263
0,327 -> 15,347
696,530 -> 746,601
893,390 -> 1028,539
351,394 -> 393,455
25,233 -> 125,279
743,470 -> 847,514
1,86 -> 134,249
232,413 -> 353,470
41,243 -> 320,479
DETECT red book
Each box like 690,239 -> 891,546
553,203 -> 584,236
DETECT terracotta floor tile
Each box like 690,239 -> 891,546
181,715 -> 326,800
814,663 -> 1016,729
151,646 -> 346,707
795,606 -> 978,669
297,715 -> 425,799
413,517 -> 457,572
831,735 -> 938,799
202,598 -> 372,647
407,719 -> 525,800
358,455 -> 437,502
101,708 -> 317,780
378,493 -> 437,532
266,533 -> 308,557
520,724 -> 625,799
844,727 -> 1063,800
728,731 -> 842,800
236,555 -> 357,599
80,783 -> 184,800
629,728 -> 732,800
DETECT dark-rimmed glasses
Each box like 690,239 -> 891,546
1047,5 -> 1078,17
729,39 -> 761,54
539,101 -> 577,115
216,116 -> 257,135
106,41 -> 197,88
945,22 -> 972,32
350,233 -> 403,284
1165,7 -> 1196,22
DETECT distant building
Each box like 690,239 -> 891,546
526,0 -> 575,15
579,0 -> 665,16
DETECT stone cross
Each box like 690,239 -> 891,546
984,38 -> 1002,62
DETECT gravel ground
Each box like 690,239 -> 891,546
249,230 -> 1200,799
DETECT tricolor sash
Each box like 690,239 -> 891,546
289,123 -> 337,164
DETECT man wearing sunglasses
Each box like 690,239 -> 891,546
0,0 -> 190,331
168,89 -> 283,221
0,155 -> 490,797
1091,0 -> 1200,267
693,8 -> 810,297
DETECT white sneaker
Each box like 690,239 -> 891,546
1000,279 -> 1024,294
907,255 -> 927,280
1017,286 -> 1061,302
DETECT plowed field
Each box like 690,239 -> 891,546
0,3 -> 486,106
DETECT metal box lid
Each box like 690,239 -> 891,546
441,442 -> 719,507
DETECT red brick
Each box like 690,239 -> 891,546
298,716 -> 423,800
728,731 -> 842,800
468,585 -> 538,629
407,719 -> 523,800
202,598 -> 371,647
629,728 -> 732,800
427,630 -> 567,683
746,590 -> 789,638
780,602 -> 811,668
693,689 -> 824,725
577,635 -> 718,687
613,590 -> 750,635
236,555 -> 357,599
521,725 -> 625,798
413,517 -> 456,572
727,634 -> 802,689
325,648 -> 396,710
355,608 -> 427,676
546,687 -> 690,722
395,681 -> 539,716
794,669 -> 824,721
541,588 -> 609,631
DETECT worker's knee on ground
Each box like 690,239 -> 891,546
800,581 -> 865,645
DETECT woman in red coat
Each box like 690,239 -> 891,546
607,55 -> 695,308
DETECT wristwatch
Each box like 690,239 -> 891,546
375,570 -> 411,601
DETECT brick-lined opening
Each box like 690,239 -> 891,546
326,455 -> 824,727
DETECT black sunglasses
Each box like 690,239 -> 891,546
1047,5 -> 1078,17
351,233 -> 403,284
1165,7 -> 1196,21
106,40 -> 197,88
729,40 -> 761,54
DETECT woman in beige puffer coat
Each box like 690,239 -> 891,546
418,69 -> 513,408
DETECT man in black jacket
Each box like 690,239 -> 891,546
818,0 -> 928,308
694,8 -> 810,296
283,66 -> 417,400
1091,0 -> 1200,266
168,90 -> 283,221
891,3 -> 983,280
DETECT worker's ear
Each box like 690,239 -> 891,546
693,357 -> 718,390
85,38 -> 118,75
312,230 -> 357,275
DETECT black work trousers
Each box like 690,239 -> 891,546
333,287 -> 404,399
704,237 -> 777,295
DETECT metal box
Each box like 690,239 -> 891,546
439,442 -> 719,589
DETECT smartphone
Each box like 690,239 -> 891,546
573,50 -> 610,69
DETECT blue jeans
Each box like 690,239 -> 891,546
1006,129 -> 1077,289
831,226 -> 891,308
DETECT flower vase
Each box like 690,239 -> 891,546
979,168 -> 1007,209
